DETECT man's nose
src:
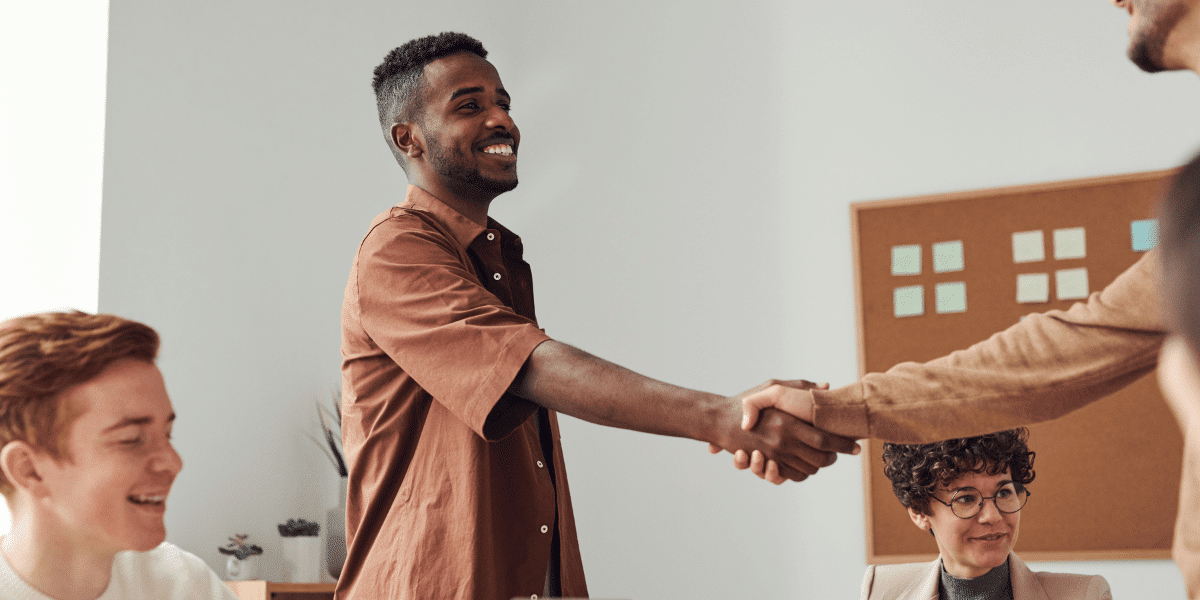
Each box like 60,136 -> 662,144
151,440 -> 184,476
485,106 -> 515,131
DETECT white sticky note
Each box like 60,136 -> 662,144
894,285 -> 924,318
1056,268 -> 1089,300
1053,227 -> 1087,260
932,240 -> 964,273
1012,230 -> 1045,263
1016,273 -> 1050,304
935,282 -> 967,314
892,245 -> 921,276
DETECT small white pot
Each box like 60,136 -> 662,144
281,536 -> 322,582
225,554 -> 259,581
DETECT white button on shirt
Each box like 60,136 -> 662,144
540,525 -> 549,533
487,233 -> 495,241
536,461 -> 544,468
494,273 -> 502,280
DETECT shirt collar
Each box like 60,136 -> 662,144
398,185 -> 489,250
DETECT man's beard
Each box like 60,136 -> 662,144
426,134 -> 518,195
1129,1 -> 1188,73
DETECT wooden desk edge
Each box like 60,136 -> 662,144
226,580 -> 337,600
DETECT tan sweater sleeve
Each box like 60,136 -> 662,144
812,251 -> 1166,443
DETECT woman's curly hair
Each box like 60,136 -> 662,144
882,428 -> 1035,515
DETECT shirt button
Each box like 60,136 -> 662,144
493,273 -> 502,281
487,233 -> 495,241
540,525 -> 548,533
531,596 -> 538,600
537,461 -> 544,468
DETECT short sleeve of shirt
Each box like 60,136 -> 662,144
353,210 -> 550,438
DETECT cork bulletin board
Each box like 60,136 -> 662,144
853,170 -> 1184,563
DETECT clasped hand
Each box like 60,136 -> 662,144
707,380 -> 860,485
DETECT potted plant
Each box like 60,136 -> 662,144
278,518 -> 321,582
311,391 -> 347,478
218,534 -> 262,581
310,390 -> 347,579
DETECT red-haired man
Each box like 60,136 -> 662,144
0,311 -> 235,600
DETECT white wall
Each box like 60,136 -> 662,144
0,2 -> 107,321
97,1 -> 1193,597
0,1 -> 111,537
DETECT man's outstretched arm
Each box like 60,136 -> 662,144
499,339 -> 860,483
731,251 -> 1165,482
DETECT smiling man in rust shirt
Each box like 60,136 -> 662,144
338,32 -> 860,600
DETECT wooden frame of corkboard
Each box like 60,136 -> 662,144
852,169 -> 1182,563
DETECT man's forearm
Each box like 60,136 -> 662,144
508,339 -> 721,443
506,339 -> 861,483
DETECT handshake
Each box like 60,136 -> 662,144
705,379 -> 861,485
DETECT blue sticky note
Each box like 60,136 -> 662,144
1132,219 -> 1158,252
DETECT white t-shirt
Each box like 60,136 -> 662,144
0,542 -> 238,600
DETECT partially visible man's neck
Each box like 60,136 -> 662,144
2,516 -> 115,600
411,180 -> 496,226
1187,51 -> 1200,75
436,194 -> 492,227
1169,12 -> 1200,74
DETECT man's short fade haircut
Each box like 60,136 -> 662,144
0,311 -> 159,496
1161,149 -> 1200,357
882,428 -> 1036,515
371,32 -> 488,162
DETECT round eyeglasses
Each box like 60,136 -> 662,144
930,483 -> 1030,519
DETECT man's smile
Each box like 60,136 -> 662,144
481,143 -> 514,156
477,133 -> 517,159
128,492 -> 168,506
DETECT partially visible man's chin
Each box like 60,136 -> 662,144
1127,3 -> 1190,74
467,174 -> 518,194
1130,43 -> 1170,73
441,165 -> 518,195
485,179 -> 518,194
129,534 -> 167,552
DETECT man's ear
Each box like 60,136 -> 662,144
0,441 -> 48,498
907,505 -> 931,532
391,122 -> 423,159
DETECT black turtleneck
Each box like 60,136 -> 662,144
938,557 -> 1013,600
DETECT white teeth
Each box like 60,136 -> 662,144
129,494 -> 166,505
483,144 -> 513,156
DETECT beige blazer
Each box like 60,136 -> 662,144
860,553 -> 1111,600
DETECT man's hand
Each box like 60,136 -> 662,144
741,380 -> 825,430
509,343 -> 858,484
705,378 -> 825,452
707,379 -> 860,485
705,380 -> 859,484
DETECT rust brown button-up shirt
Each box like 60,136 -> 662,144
338,185 -> 587,600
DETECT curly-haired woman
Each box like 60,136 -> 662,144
860,428 -> 1111,600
